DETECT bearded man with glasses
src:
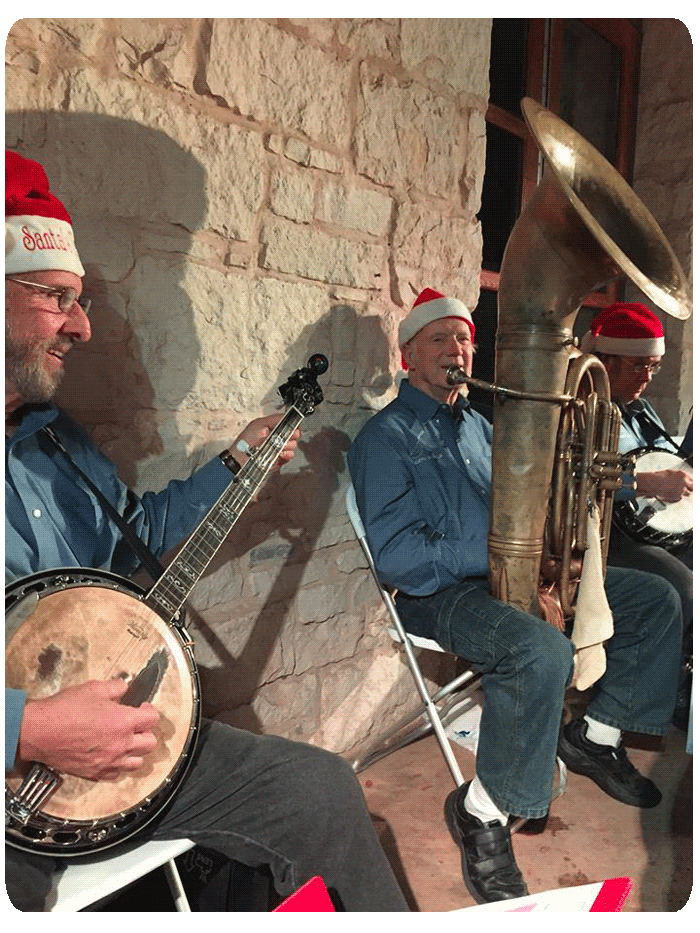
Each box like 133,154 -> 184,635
4,150 -> 408,912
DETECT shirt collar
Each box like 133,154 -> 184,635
616,398 -> 644,421
5,403 -> 59,447
397,379 -> 471,422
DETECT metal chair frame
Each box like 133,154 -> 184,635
345,484 -> 567,813
346,485 -> 482,787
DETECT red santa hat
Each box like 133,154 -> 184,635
399,288 -> 475,369
581,302 -> 665,357
5,150 -> 84,277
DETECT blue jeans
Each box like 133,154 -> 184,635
395,566 -> 682,819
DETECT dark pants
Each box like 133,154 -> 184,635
396,566 -> 682,819
5,721 -> 408,912
607,528 -> 692,643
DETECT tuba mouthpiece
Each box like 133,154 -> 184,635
446,366 -> 468,386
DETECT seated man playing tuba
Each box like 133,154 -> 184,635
348,287 -> 683,905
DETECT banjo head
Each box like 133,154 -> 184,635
6,569 -> 200,849
613,447 -> 693,549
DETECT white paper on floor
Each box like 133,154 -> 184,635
444,690 -> 483,753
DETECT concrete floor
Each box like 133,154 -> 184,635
359,716 -> 693,913
88,697 -> 692,913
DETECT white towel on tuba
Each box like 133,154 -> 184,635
570,504 -> 614,690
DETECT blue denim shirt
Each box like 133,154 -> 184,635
5,403 -> 232,769
5,405 -> 232,583
347,380 -> 493,597
617,397 -> 678,455
615,397 -> 681,502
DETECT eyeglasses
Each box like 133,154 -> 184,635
622,359 -> 662,376
6,277 -> 91,315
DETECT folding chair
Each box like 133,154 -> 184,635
345,485 -> 482,787
48,837 -> 195,911
346,485 -> 567,813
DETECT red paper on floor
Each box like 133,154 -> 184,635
273,876 -> 336,912
459,876 -> 633,912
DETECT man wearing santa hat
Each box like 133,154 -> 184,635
582,303 -> 692,729
5,151 -> 408,912
348,288 -> 683,904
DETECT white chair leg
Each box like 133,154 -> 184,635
163,858 -> 191,912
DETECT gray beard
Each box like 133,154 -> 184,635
5,334 -> 65,404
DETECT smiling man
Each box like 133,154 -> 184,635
5,150 -> 408,912
5,272 -> 89,408
5,152 -> 90,414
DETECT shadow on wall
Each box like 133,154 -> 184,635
6,109 -> 399,734
189,305 -> 396,734
6,109 -> 206,487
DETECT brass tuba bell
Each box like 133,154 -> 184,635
487,98 -> 691,620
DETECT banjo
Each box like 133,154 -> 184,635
612,446 -> 693,552
5,354 -> 328,856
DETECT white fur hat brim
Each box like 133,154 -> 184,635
399,296 -> 474,347
581,332 -> 665,356
5,214 -> 85,276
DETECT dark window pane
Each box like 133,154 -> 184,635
558,20 -> 621,162
469,289 -> 499,423
479,123 -> 523,272
489,19 -> 529,115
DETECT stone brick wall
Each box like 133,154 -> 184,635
6,18 -> 690,758
5,18 -> 490,754
630,18 -> 693,433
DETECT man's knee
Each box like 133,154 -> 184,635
518,621 -> 573,685
276,741 -> 365,819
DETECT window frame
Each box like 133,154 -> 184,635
480,18 -> 641,308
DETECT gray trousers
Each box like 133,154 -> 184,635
5,720 -> 408,912
607,529 -> 692,646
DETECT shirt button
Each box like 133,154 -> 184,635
32,508 -> 42,518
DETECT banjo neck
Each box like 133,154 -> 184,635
141,352 -> 329,623
6,355 -> 328,856
144,403 -> 305,623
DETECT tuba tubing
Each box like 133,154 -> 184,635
489,98 -> 691,619
446,365 -> 572,405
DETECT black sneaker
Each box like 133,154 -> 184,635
444,783 -> 529,903
558,718 -> 662,808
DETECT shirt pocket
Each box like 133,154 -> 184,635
406,438 -> 462,540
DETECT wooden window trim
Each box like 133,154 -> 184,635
481,18 -> 640,305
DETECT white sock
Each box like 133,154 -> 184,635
464,775 -> 510,826
584,715 -> 622,748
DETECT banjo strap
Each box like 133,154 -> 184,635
40,425 -> 165,583
623,406 -> 688,461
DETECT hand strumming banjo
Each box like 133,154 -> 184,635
5,354 -> 328,856
612,446 -> 692,552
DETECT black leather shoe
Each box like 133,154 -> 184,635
444,783 -> 528,903
558,718 -> 662,808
